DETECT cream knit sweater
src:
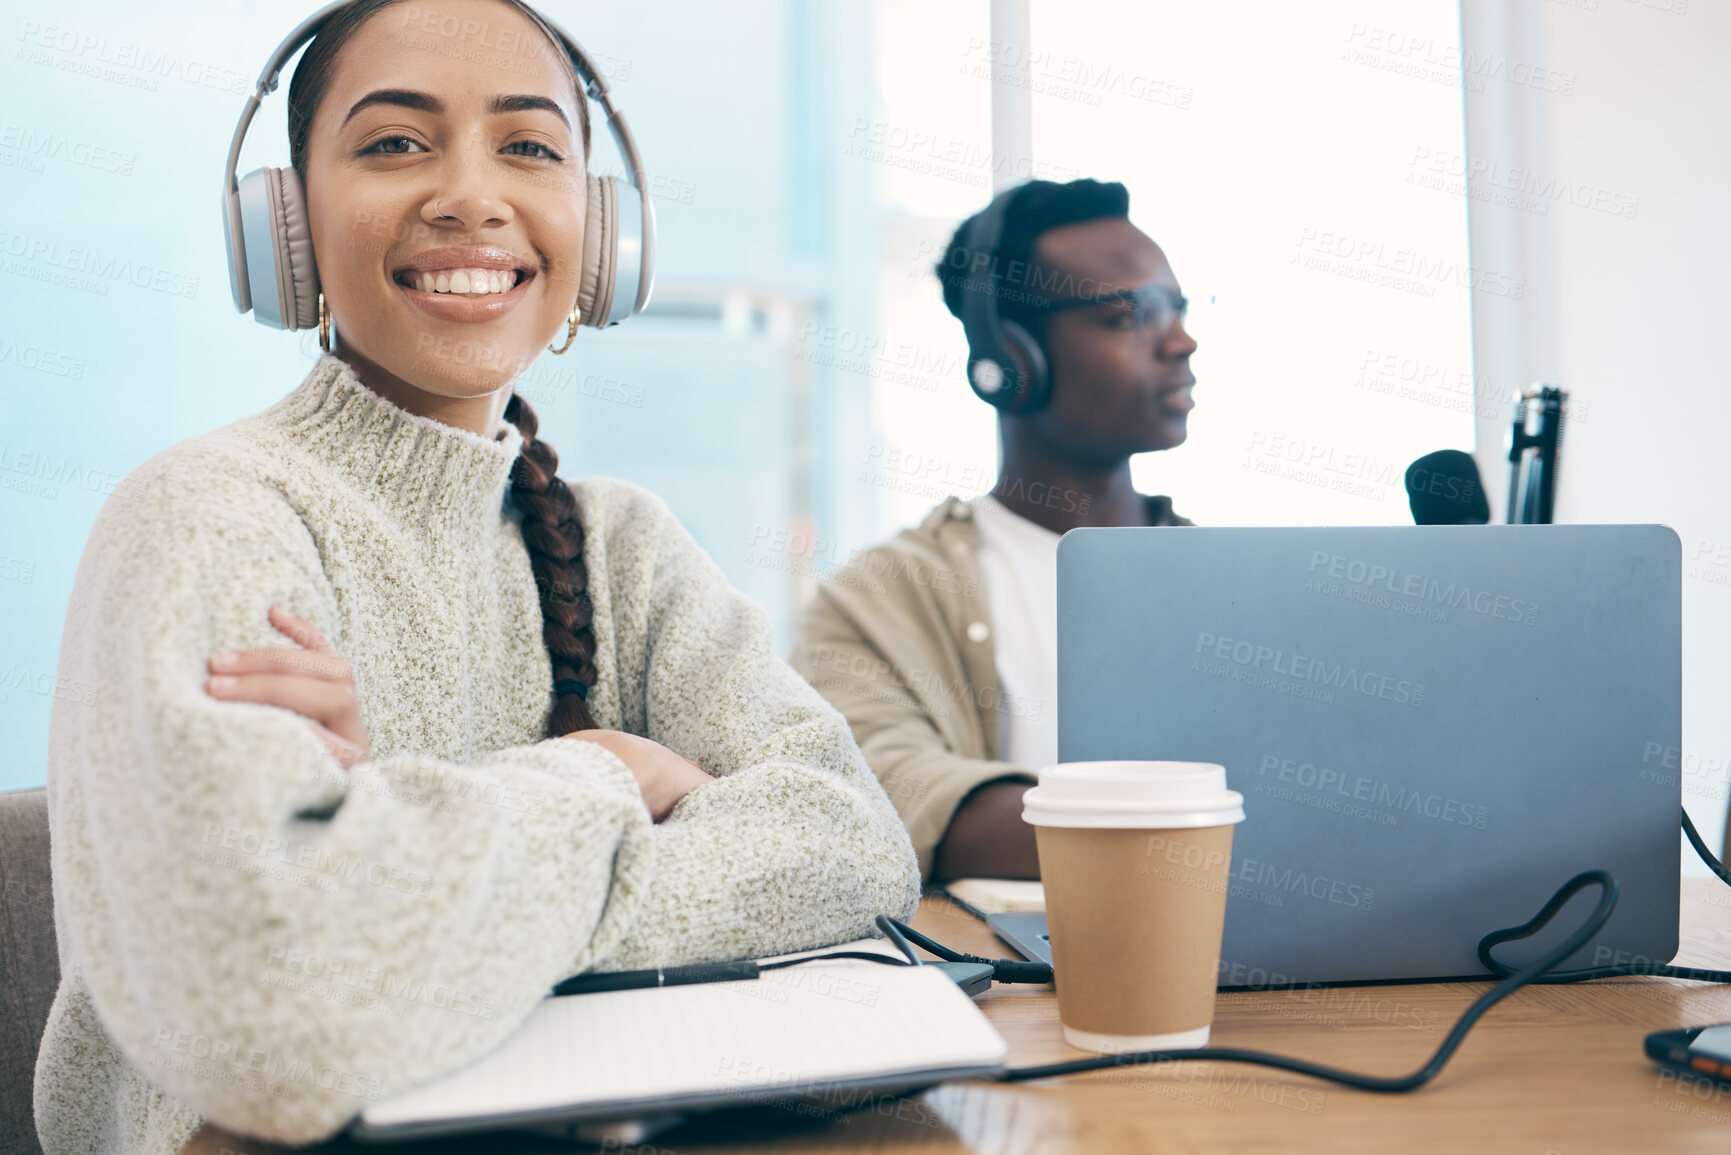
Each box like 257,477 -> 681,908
33,354 -> 922,1153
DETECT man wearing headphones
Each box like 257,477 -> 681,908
792,178 -> 1196,882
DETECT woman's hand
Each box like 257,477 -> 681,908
562,730 -> 712,821
205,606 -> 372,769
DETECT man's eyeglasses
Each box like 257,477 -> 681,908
1028,283 -> 1188,337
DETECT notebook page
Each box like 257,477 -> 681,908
360,962 -> 1006,1128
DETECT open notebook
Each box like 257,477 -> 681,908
350,947 -> 1008,1143
943,878 -> 1046,914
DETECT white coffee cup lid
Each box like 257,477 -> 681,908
1022,761 -> 1245,829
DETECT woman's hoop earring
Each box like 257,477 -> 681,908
549,304 -> 580,355
318,292 -> 332,353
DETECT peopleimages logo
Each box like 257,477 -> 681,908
1193,631 -> 1425,707
1233,858 -> 1375,911
1257,754 -> 1490,830
1307,551 -> 1539,627
1637,740 -> 1727,804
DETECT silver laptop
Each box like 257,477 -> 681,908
1015,525 -> 1682,987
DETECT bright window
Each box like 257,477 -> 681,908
865,0 -> 1477,534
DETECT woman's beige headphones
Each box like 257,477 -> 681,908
221,0 -> 655,334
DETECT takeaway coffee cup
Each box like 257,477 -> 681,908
1023,761 -> 1245,1053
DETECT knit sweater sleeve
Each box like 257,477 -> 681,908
590,485 -> 923,970
46,462 -> 656,1144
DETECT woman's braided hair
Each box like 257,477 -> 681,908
503,392 -> 600,733
288,0 -> 601,733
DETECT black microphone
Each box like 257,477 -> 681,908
1405,450 -> 1490,525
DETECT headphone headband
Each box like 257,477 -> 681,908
958,182 -> 1049,414
957,184 -> 1017,356
223,0 -> 655,326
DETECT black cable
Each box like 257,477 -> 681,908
758,950 -> 911,972
1474,808 -> 1731,985
874,914 -> 922,965
999,870 -> 1619,1090
885,918 -> 1053,985
887,919 -> 964,962
1684,806 -> 1731,886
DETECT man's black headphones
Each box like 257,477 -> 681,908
958,182 -> 1052,415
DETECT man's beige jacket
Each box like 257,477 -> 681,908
791,495 -> 1185,877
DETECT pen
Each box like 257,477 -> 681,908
551,959 -> 763,998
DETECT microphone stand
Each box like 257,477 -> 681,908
1507,385 -> 1567,524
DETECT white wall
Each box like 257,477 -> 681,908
1461,0 -> 1731,869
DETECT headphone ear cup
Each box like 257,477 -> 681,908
967,350 -> 1015,408
263,167 -> 321,330
999,319 -> 1050,413
577,174 -> 618,329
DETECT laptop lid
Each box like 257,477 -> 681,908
1057,525 -> 1681,986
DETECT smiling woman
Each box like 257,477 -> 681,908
30,2 -> 921,1153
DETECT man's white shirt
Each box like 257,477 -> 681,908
971,493 -> 1061,771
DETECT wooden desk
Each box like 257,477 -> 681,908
186,878 -> 1731,1155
